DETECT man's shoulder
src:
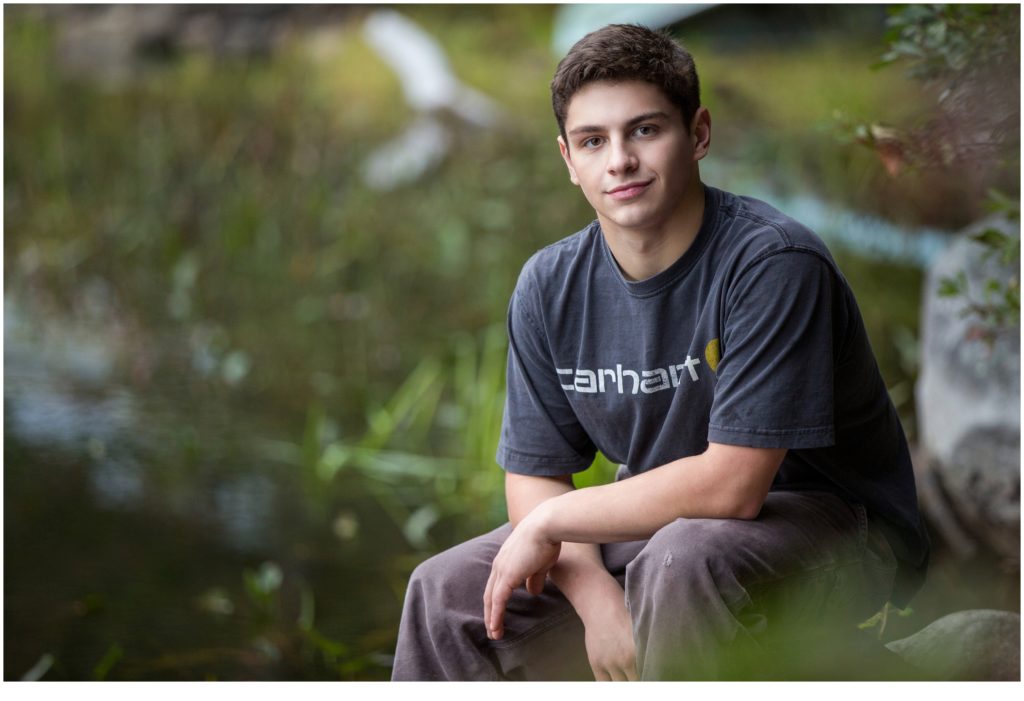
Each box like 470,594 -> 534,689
711,188 -> 850,305
715,188 -> 832,260
515,221 -> 600,296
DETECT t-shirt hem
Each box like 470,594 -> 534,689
707,423 -> 835,449
496,446 -> 593,476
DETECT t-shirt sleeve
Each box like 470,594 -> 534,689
495,276 -> 596,475
708,249 -> 837,449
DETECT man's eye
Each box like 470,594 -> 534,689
582,137 -> 603,149
634,125 -> 657,137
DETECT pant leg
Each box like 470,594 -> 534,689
392,523 -> 597,681
391,464 -> 643,680
394,489 -> 896,681
625,490 -> 897,680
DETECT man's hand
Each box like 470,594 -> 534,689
483,511 -> 561,641
576,576 -> 638,681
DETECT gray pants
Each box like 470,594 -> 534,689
392,490 -> 897,681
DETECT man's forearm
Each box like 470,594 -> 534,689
505,473 -> 624,618
532,444 -> 786,545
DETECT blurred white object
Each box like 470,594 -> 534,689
362,10 -> 498,126
362,115 -> 450,191
361,10 -> 500,189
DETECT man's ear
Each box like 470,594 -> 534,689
557,135 -> 580,186
690,107 -> 712,162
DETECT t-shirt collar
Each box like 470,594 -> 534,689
599,185 -> 720,298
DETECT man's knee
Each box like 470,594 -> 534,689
408,546 -> 465,591
629,518 -> 740,577
404,524 -> 509,611
625,517 -> 754,615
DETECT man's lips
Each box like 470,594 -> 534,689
606,180 -> 653,201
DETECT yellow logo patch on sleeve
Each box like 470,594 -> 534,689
705,338 -> 721,373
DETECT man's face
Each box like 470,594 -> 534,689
557,80 -> 709,236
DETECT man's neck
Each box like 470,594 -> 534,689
600,181 -> 706,282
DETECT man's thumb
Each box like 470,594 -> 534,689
525,571 -> 548,596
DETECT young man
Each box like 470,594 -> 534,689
392,24 -> 929,681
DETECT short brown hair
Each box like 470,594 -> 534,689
551,24 -> 701,144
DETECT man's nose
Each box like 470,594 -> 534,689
606,138 -> 638,175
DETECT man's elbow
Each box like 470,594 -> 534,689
717,482 -> 769,520
696,489 -> 765,521
730,495 -> 766,521
701,443 -> 783,521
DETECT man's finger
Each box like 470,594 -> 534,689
483,569 -> 494,639
593,668 -> 611,682
608,669 -> 626,682
489,580 -> 512,639
625,663 -> 638,682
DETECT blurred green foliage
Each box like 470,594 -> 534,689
4,7 -> 587,437
875,3 -> 1020,81
873,4 -> 1021,342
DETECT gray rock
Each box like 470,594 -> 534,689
886,609 -> 1021,681
916,214 -> 1020,563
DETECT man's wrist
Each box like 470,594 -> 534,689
524,496 -> 560,544
563,568 -> 627,623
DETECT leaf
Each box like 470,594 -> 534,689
970,227 -> 1010,250
196,588 -> 235,616
984,188 -> 1017,214
256,562 -> 283,593
891,40 -> 926,58
298,584 -> 316,632
888,380 -> 911,409
360,356 -> 444,451
304,627 -> 348,658
93,644 -> 124,681
21,653 -> 55,682
402,504 -> 440,550
317,441 -> 352,481
1004,283 -> 1020,314
302,404 -> 326,472
858,610 -> 883,629
880,24 -> 905,41
1000,237 -> 1021,266
858,602 -> 905,639
221,350 -> 250,386
859,602 -> 892,638
937,275 -> 963,297
925,20 -> 947,45
244,561 -> 283,606
902,4 -> 936,23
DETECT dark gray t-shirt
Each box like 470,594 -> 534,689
496,185 -> 928,604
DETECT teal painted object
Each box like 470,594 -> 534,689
552,4 -> 715,55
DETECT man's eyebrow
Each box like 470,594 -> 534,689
567,111 -> 672,137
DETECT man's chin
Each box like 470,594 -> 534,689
601,211 -> 658,234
